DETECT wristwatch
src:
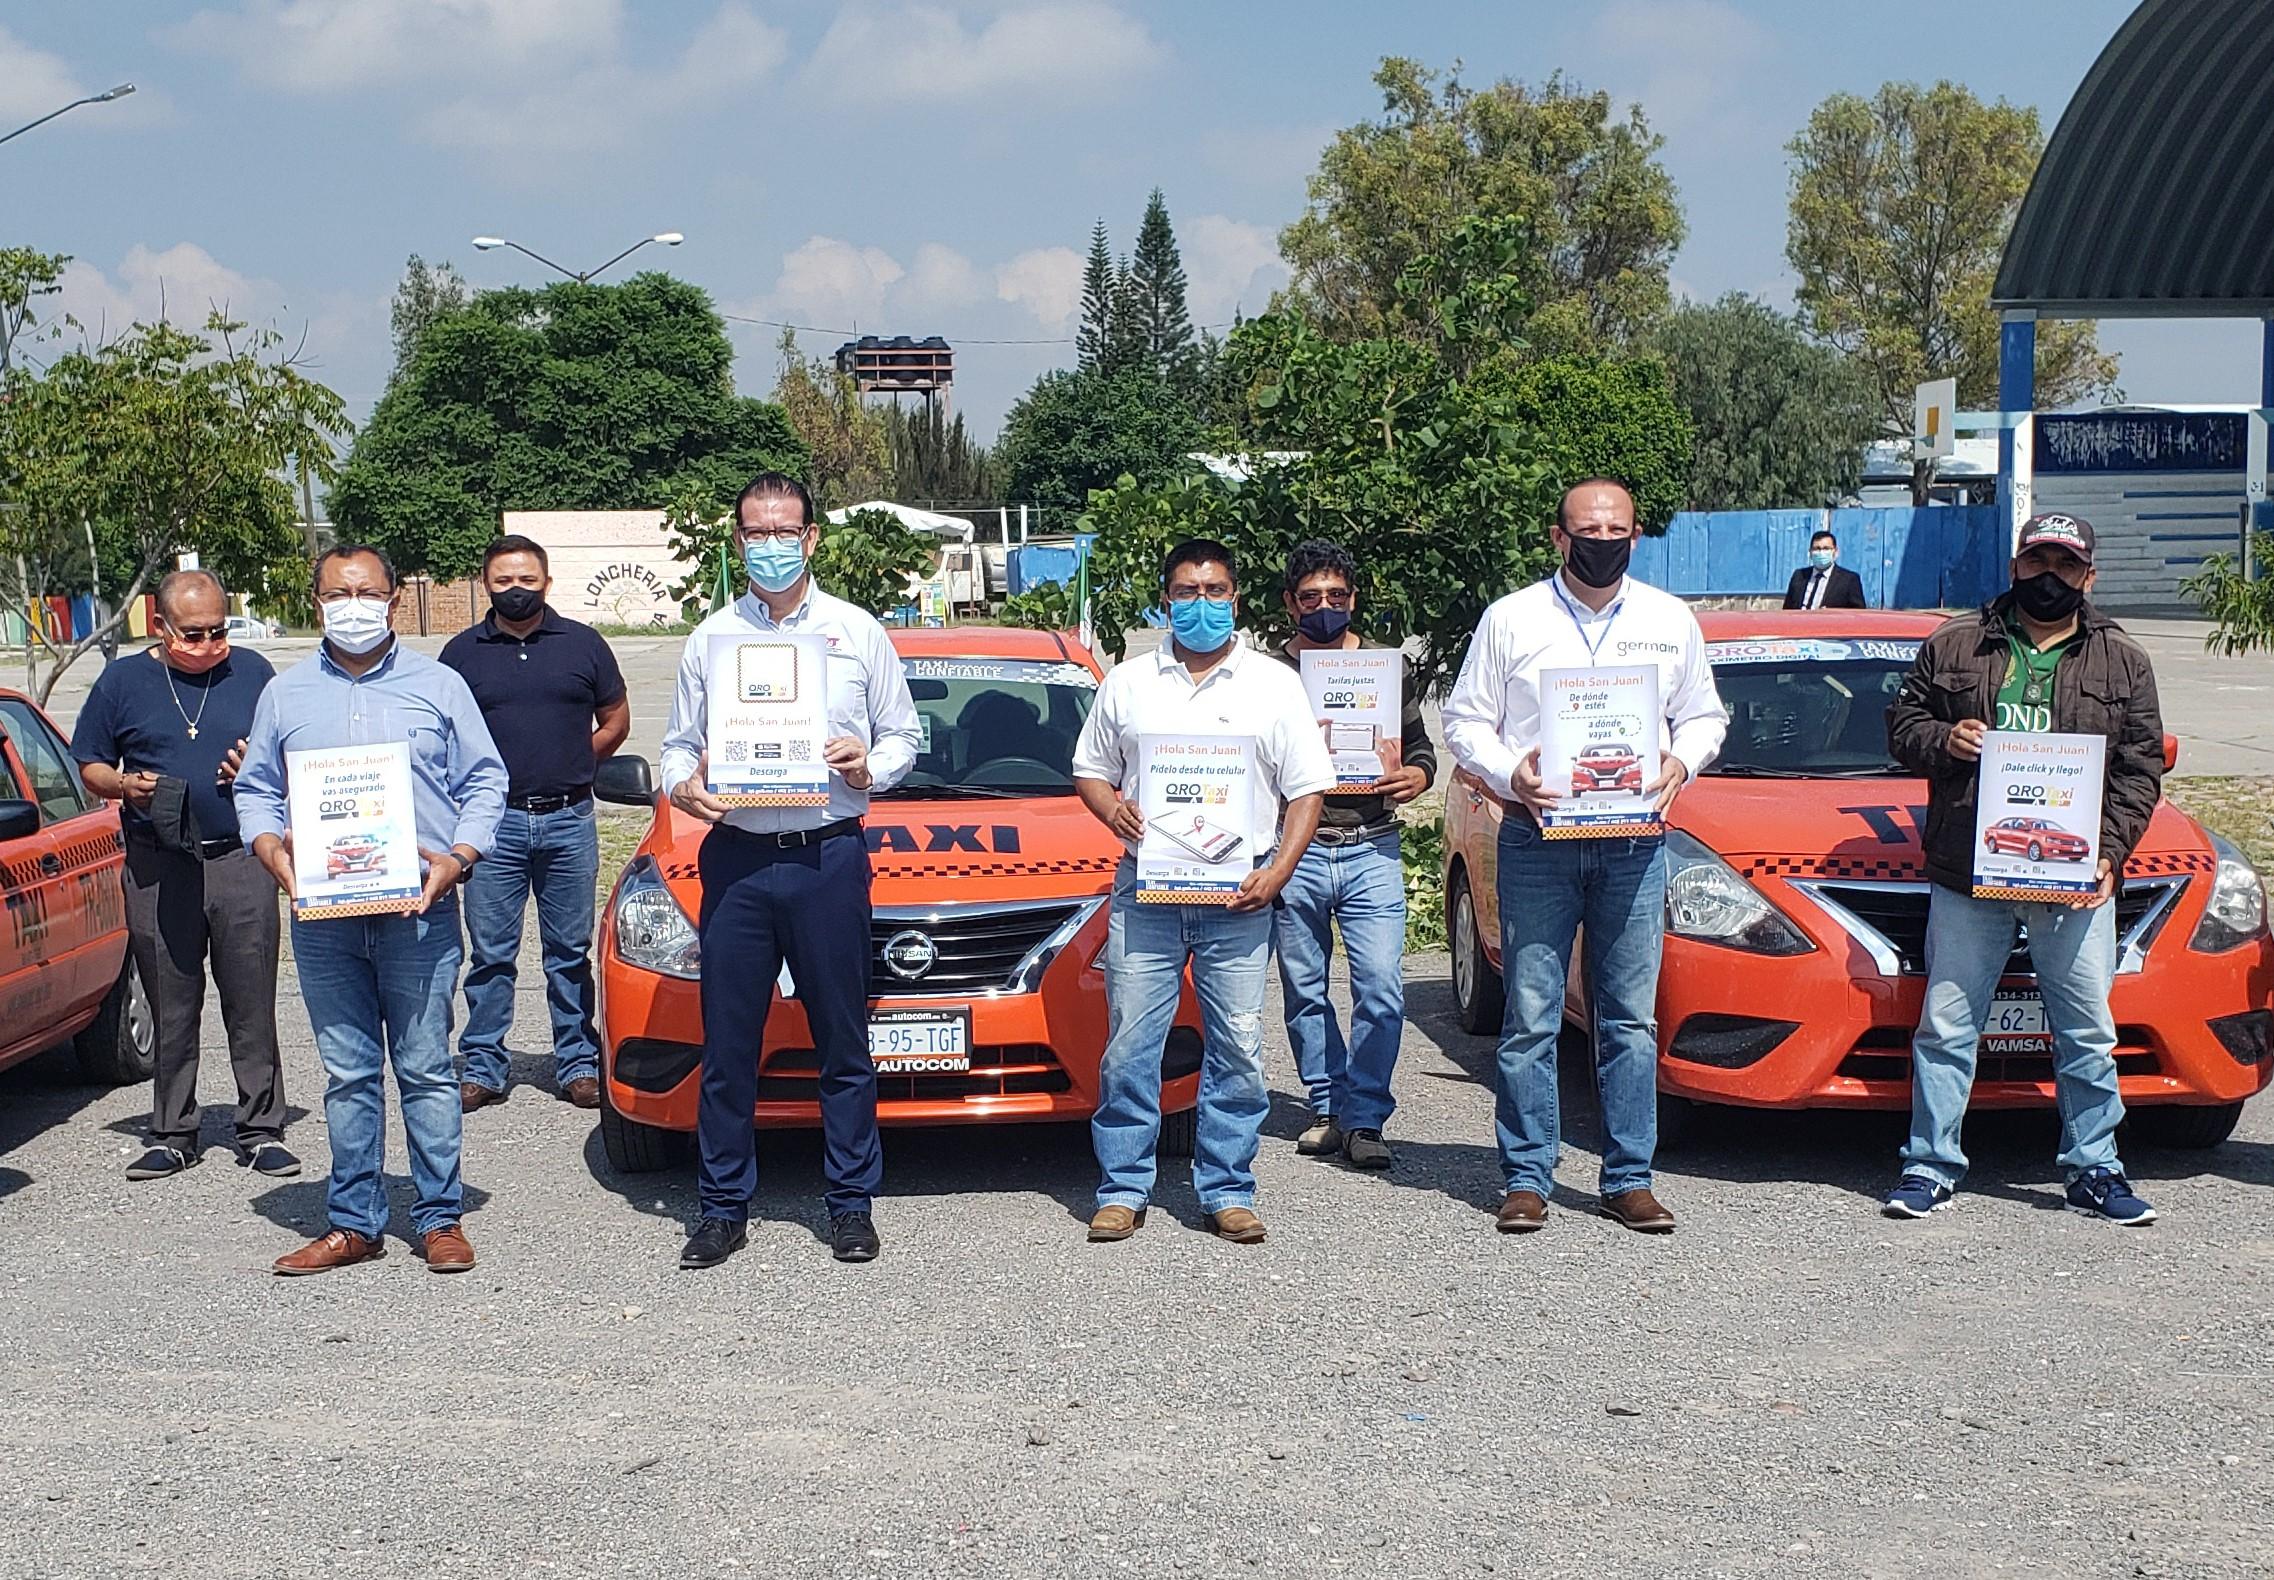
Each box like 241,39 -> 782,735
449,844 -> 480,881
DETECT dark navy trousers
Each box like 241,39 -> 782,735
694,827 -> 881,1219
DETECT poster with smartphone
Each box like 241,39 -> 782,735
1299,647 -> 1403,793
1972,730 -> 2106,901
1134,734 -> 1257,903
705,633 -> 831,807
286,740 -> 423,918
1537,665 -> 1663,838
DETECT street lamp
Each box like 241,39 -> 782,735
0,82 -> 136,148
469,232 -> 684,284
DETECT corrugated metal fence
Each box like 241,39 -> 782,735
1630,505 -> 2007,609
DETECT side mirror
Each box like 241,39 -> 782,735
594,754 -> 657,807
2163,734 -> 2179,772
0,799 -> 39,841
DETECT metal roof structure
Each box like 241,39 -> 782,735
1993,0 -> 2274,318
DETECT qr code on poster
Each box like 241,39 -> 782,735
787,739 -> 814,762
722,740 -> 749,764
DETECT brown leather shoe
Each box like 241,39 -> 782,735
1599,1187 -> 1677,1233
562,1077 -> 601,1110
1496,1190 -> 1548,1233
461,1082 -> 505,1113
1206,1206 -> 1267,1244
422,1224 -> 477,1273
273,1228 -> 385,1277
1086,1205 -> 1146,1242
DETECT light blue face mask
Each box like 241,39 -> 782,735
1168,594 -> 1236,653
1809,548 -> 1837,570
743,535 -> 808,594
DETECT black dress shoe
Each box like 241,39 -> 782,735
829,1211 -> 880,1263
679,1218 -> 748,1270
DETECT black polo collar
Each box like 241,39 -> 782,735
476,606 -> 567,644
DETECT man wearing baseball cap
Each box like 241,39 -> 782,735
1882,513 -> 2165,1225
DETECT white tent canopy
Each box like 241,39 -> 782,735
827,500 -> 976,541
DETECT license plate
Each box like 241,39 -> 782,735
868,1009 -> 972,1071
1982,991 -> 2050,1050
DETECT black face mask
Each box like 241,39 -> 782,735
1563,532 -> 1632,590
491,586 -> 545,623
2011,569 -> 2084,623
1297,608 -> 1352,644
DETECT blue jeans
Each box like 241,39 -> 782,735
1902,883 -> 2125,1188
1273,831 -> 1405,1131
291,896 -> 466,1238
1494,816 -> 1667,1197
459,800 -> 601,1090
1094,862 -> 1273,1214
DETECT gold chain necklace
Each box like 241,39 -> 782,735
160,656 -> 213,740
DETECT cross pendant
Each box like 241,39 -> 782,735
186,724 -> 199,739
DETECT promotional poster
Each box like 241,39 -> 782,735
1537,665 -> 1663,838
1972,730 -> 2107,901
1298,647 -> 1403,792
285,741 -> 423,918
705,632 -> 832,807
1133,733 -> 1257,904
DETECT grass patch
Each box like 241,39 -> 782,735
2164,776 -> 2274,869
592,621 -> 694,638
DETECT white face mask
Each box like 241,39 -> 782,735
321,595 -> 392,655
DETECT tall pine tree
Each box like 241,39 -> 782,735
1129,188 -> 1199,393
1076,220 -> 1115,373
1104,255 -> 1150,377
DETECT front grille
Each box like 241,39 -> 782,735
867,900 -> 1089,996
759,1044 -> 1072,1102
1798,879 -> 2182,976
1839,1048 -> 2163,1083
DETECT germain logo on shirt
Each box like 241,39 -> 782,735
1615,639 -> 1680,659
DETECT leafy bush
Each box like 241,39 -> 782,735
1501,355 -> 1692,532
660,501 -> 935,620
1400,815 -> 1449,951
998,578 -> 1080,630
2182,542 -> 2274,656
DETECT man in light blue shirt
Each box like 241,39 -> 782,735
658,472 -> 921,1271
234,543 -> 507,1278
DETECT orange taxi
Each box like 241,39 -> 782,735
0,687 -> 148,1085
593,626 -> 1202,1171
1444,611 -> 2274,1148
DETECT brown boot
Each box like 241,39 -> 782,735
422,1224 -> 478,1273
1496,1191 -> 1548,1233
461,1082 -> 505,1113
562,1077 -> 601,1110
1599,1188 -> 1677,1234
273,1228 -> 385,1277
1086,1205 -> 1146,1242
1206,1207 -> 1267,1244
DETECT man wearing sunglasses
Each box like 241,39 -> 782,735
74,569 -> 291,1183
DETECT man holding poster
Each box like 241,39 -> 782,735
1444,480 -> 1727,1236
1073,539 -> 1332,1245
234,545 -> 507,1276
659,473 -> 922,1271
1884,514 -> 2165,1225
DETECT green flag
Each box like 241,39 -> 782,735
707,536 -> 736,615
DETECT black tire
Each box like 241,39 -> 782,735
1159,1103 -> 1198,1159
2126,1101 -> 2244,1151
74,954 -> 153,1086
1448,864 -> 1505,1036
1656,1092 -> 1703,1153
597,1071 -> 690,1173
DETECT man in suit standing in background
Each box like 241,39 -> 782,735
1783,531 -> 1867,610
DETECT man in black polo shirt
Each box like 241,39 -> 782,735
74,569 -> 291,1181
442,535 -> 631,1110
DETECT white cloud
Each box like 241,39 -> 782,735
995,246 -> 1083,332
1590,0 -> 1773,137
170,0 -> 624,91
51,244 -> 274,343
760,237 -> 910,332
1178,215 -> 1286,325
0,24 -> 87,122
800,1 -> 1165,106
901,243 -> 989,313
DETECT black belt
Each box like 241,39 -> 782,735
507,787 -> 593,813
127,829 -> 242,861
713,816 -> 863,850
1312,822 -> 1399,847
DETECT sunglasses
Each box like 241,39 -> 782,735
166,624 -> 229,644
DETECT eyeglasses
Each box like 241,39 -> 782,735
1291,588 -> 1353,612
739,527 -> 807,546
165,624 -> 228,643
316,590 -> 390,607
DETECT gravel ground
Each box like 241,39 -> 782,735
2,924 -> 2270,1580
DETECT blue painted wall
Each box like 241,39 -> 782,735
1628,505 -> 2006,610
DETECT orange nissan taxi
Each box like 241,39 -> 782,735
592,626 -> 1202,1171
1444,611 -> 2274,1148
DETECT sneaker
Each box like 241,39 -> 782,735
1881,1175 -> 1955,1219
125,1145 -> 199,1181
1341,1128 -> 1393,1169
237,1141 -> 302,1178
2065,1167 -> 2157,1226
1296,1115 -> 1343,1156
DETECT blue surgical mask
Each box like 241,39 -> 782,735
1809,548 -> 1836,570
743,535 -> 808,594
1168,595 -> 1236,654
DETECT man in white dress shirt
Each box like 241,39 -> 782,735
657,473 -> 923,1270
1071,539 -> 1333,1246
1443,480 -> 1728,1237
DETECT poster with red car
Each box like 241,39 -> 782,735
1538,665 -> 1662,838
1972,730 -> 2106,901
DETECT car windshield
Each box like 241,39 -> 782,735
879,655 -> 1097,798
1705,637 -> 1922,778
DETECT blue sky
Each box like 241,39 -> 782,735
5,0 -> 2256,444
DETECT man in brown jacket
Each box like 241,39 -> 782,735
1880,513 -> 2163,1226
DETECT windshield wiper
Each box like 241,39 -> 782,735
1708,763 -> 1904,780
875,784 -> 1044,799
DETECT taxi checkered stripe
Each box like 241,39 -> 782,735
3,830 -> 123,888
657,855 -> 1117,881
1739,850 -> 2213,880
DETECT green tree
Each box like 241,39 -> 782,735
1076,221 -> 1115,374
810,506 -> 935,617
2181,543 -> 2274,656
330,273 -> 805,580
1503,356 -> 1692,532
387,253 -> 468,374
1131,188 -> 1200,394
1105,257 -> 1149,377
996,366 -> 1205,531
771,327 -> 889,510
1649,294 -> 1881,510
1279,57 -> 1685,358
1787,80 -> 2120,499
0,246 -> 68,376
881,400 -> 1000,505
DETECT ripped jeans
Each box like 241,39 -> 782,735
1092,860 -> 1273,1213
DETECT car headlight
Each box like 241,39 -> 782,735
2189,829 -> 2268,953
1663,829 -> 1815,956
612,854 -> 701,979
